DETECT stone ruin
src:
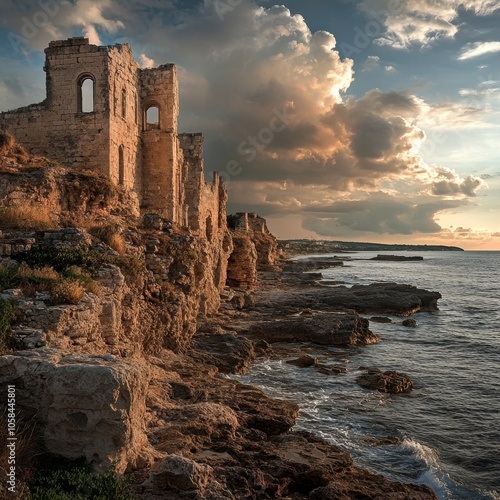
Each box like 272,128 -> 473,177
0,37 -> 225,240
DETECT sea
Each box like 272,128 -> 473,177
234,251 -> 500,500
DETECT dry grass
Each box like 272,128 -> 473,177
0,131 -> 30,165
11,144 -> 30,164
107,232 -> 126,254
49,279 -> 85,305
0,206 -> 57,231
17,263 -> 59,282
89,224 -> 127,255
85,280 -> 101,297
0,131 -> 15,155
0,411 -> 41,498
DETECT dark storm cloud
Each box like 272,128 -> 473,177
302,195 -> 463,235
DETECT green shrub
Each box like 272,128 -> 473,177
0,264 -> 18,290
0,298 -> 16,352
28,458 -> 135,500
16,247 -> 105,274
14,246 -> 145,290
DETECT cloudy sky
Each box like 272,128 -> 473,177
1,0 -> 499,249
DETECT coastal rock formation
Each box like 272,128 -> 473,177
189,332 -> 255,374
142,353 -> 435,499
247,311 -> 379,345
226,231 -> 257,290
0,164 -> 140,220
286,354 -> 318,367
356,367 -> 413,394
371,254 -> 423,261
0,348 -> 154,472
260,282 -> 441,317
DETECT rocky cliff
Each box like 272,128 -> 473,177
0,138 -> 437,499
226,213 -> 280,290
0,142 -> 236,477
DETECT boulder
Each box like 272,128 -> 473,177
147,455 -> 213,492
190,333 -> 256,375
0,348 -> 154,472
286,354 -> 317,367
402,319 -> 418,328
356,367 -> 413,394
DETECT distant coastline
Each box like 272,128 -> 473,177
279,239 -> 464,255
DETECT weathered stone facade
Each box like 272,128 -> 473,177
234,212 -> 270,234
0,37 -> 225,237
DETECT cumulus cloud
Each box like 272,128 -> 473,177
362,55 -> 381,71
0,0 -> 492,240
431,167 -> 487,197
357,0 -> 500,48
139,53 -> 155,68
458,41 -> 500,60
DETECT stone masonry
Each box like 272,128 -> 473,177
0,37 -> 225,239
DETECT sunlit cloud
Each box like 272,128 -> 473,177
358,0 -> 500,49
139,53 -> 155,68
458,41 -> 500,60
362,55 -> 380,71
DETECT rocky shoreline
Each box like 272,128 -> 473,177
152,256 -> 439,499
0,144 -> 439,498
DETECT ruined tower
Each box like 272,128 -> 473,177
0,37 -> 226,237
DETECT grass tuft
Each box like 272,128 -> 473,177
0,206 -> 57,230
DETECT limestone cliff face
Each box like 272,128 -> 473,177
226,231 -> 258,290
0,151 -> 235,475
0,349 -> 155,473
0,162 -> 140,219
1,225 -> 232,355
225,213 -> 280,289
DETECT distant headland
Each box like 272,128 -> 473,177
280,239 -> 464,255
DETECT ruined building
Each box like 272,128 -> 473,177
0,37 -> 226,239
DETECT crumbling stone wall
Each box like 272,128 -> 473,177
0,37 -> 226,237
235,212 -> 270,234
180,133 -> 227,241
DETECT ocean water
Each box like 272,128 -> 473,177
235,251 -> 500,499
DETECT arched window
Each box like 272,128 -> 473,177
118,145 -> 124,185
121,88 -> 126,119
145,105 -> 160,130
78,75 -> 95,113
